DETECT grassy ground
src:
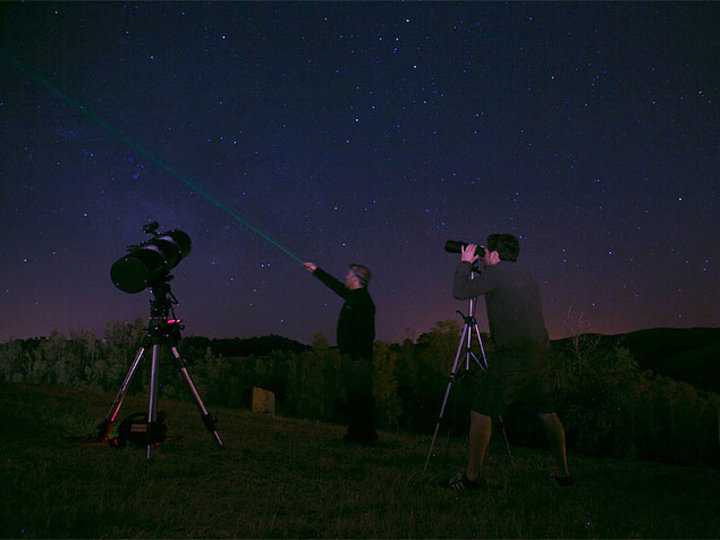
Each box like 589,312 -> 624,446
1,382 -> 719,538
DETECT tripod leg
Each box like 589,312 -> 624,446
473,324 -> 489,371
146,344 -> 162,460
497,414 -> 516,471
170,346 -> 224,448
472,324 -> 515,470
96,347 -> 146,442
423,324 -> 469,475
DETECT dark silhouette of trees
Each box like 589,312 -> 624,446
1,322 -> 718,467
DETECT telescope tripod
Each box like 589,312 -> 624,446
423,295 -> 513,475
97,280 -> 224,460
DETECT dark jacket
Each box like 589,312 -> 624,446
313,268 -> 375,360
453,260 -> 549,368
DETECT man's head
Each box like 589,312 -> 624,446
346,264 -> 371,289
486,233 -> 520,262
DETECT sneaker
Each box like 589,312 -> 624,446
440,472 -> 481,491
550,474 -> 572,486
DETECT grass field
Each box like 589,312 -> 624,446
2,382 -> 719,538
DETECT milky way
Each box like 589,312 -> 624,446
1,2 -> 718,344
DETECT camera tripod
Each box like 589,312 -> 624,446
422,290 -> 513,475
96,278 -> 224,459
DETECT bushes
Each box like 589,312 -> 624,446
630,375 -> 720,466
283,335 -> 344,422
552,341 -> 720,467
552,345 -> 640,458
1,321 -> 719,468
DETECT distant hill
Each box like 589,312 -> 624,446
553,328 -> 720,393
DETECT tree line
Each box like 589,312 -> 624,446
1,318 -> 718,468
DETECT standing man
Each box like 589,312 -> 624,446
442,233 -> 570,490
304,262 -> 378,445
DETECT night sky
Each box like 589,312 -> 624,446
1,2 -> 718,346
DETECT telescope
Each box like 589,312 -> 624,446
110,222 -> 191,293
100,222 -> 223,459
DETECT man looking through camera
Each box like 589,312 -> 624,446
304,262 -> 378,445
442,233 -> 570,490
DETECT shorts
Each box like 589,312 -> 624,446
472,365 -> 556,418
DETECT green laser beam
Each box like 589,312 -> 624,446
1,50 -> 305,265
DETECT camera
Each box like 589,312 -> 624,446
110,222 -> 192,294
444,240 -> 486,257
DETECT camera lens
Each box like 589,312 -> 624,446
444,240 -> 484,256
444,240 -> 465,253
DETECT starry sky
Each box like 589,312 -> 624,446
1,2 -> 718,345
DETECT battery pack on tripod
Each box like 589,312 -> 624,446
110,411 -> 167,448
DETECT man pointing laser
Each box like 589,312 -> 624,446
304,262 -> 378,445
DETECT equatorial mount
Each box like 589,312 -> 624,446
145,276 -> 183,345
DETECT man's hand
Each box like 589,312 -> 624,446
304,262 -> 317,273
460,244 -> 479,264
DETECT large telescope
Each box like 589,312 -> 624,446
110,222 -> 191,294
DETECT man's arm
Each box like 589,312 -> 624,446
304,262 -> 348,299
